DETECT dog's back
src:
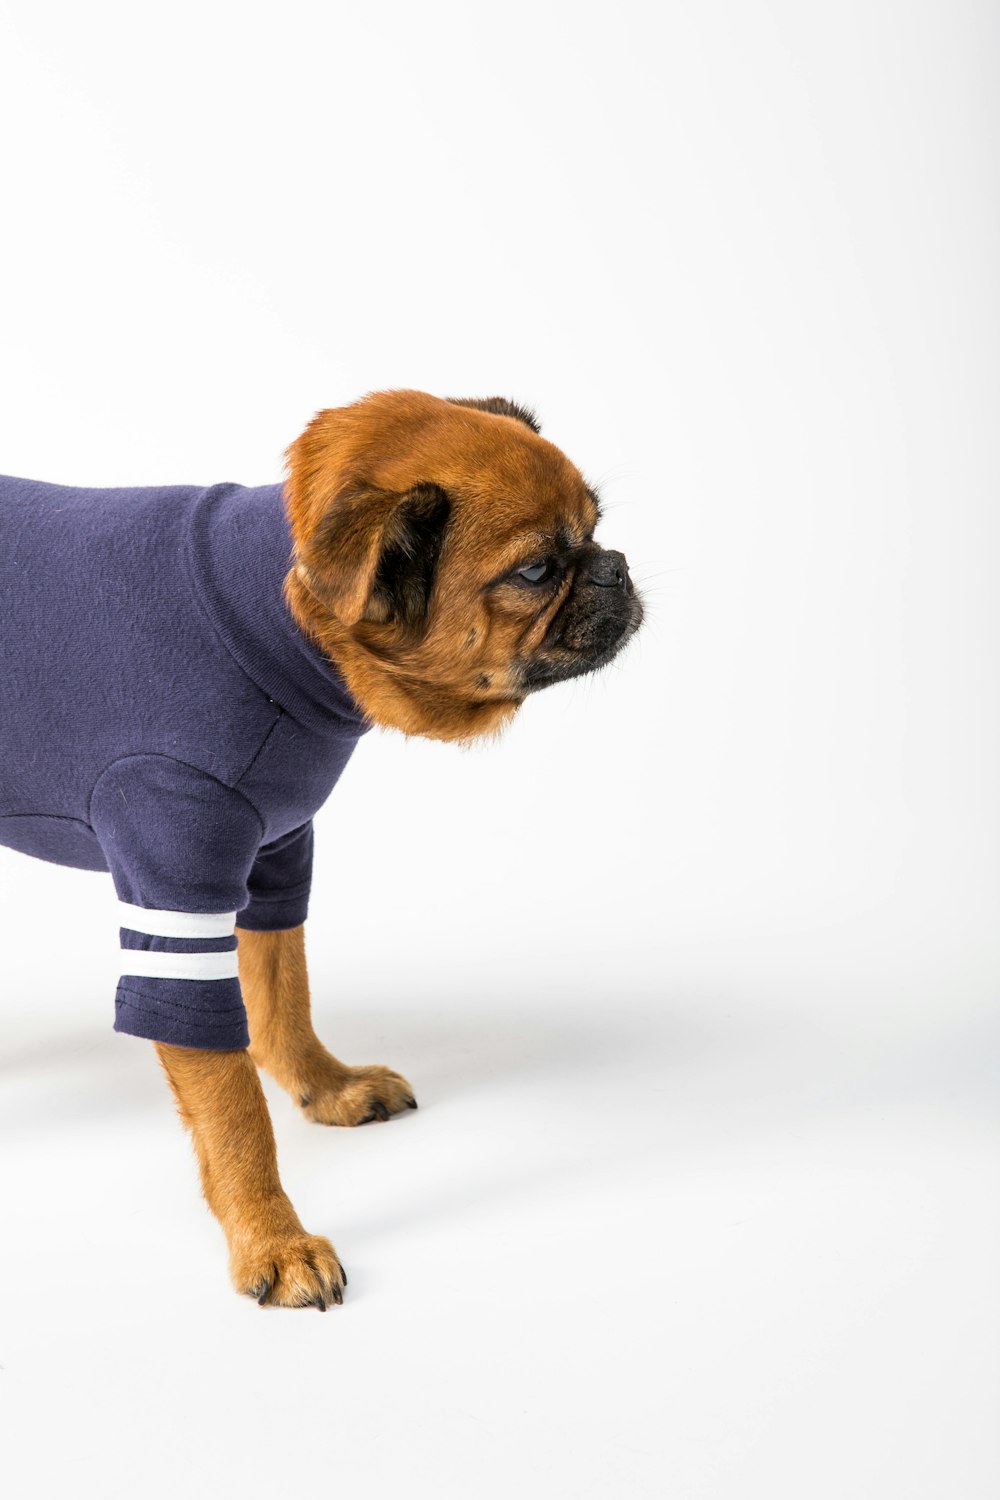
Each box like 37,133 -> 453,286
0,476 -> 240,871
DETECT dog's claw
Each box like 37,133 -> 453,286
237,1242 -> 341,1312
331,1284 -> 343,1305
295,1064 -> 417,1126
338,1263 -> 348,1287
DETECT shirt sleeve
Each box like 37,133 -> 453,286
236,820 -> 314,932
90,755 -> 264,1051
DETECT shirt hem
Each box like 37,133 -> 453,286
115,983 -> 250,1051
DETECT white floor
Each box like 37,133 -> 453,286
2,892 -> 997,1499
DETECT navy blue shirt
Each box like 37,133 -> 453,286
0,476 -> 370,1049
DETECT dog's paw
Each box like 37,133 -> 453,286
299,1064 -> 418,1127
231,1231 -> 347,1310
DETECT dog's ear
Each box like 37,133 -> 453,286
296,482 -> 451,630
446,395 -> 541,434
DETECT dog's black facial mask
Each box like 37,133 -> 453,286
521,545 -> 643,690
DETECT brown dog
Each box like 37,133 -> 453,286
1,389 -> 642,1308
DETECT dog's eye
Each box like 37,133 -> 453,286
517,560 -> 553,584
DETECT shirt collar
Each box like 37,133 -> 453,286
187,481 -> 371,739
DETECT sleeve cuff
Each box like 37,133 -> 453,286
114,978 -> 250,1050
236,888 -> 310,931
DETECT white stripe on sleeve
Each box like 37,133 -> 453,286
119,950 -> 240,982
117,903 -> 237,939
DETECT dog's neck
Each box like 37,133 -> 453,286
283,565 -> 521,745
190,482 -> 370,738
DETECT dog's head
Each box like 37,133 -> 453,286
283,389 -> 643,741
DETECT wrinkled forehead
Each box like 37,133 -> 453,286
366,409 -> 599,542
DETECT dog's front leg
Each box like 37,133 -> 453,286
155,1041 -> 346,1309
236,924 -> 417,1125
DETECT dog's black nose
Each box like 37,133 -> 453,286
588,550 -> 631,592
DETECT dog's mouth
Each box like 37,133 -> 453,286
520,593 -> 644,692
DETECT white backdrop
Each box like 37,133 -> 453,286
1,3 -> 998,1497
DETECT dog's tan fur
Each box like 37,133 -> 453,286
239,923 -> 415,1127
284,389 -> 599,742
156,1019 -> 346,1310
149,389 -> 634,1307
157,924 -> 411,1307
